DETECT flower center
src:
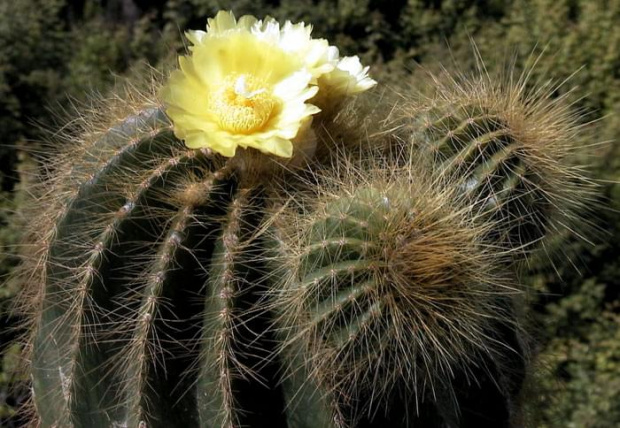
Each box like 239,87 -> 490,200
210,74 -> 276,134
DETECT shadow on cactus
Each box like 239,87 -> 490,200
6,10 -> 597,428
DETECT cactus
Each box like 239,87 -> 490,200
397,71 -> 594,260
14,71 -> 380,427
12,37 -> 594,428
271,70 -> 593,426
17,86 -> 296,426
272,160 -> 526,427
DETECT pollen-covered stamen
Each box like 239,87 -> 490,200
210,74 -> 276,134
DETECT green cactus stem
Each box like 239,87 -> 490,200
27,106 -> 291,428
273,169 -> 523,426
401,73 -> 594,260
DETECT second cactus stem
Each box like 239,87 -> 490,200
273,165 -> 525,426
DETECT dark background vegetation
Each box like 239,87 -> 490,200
1,1 -> 618,426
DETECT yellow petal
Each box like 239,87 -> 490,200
207,11 -> 237,35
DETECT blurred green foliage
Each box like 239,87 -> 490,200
1,0 -> 618,426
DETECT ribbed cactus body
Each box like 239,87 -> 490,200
275,176 -> 521,426
401,70 -> 593,264
370,73 -> 592,424
30,108 -> 287,427
418,104 -> 551,252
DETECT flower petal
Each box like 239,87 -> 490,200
206,10 -> 237,35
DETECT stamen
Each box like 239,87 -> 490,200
210,74 -> 275,134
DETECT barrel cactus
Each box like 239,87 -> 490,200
12,10 -> 593,428
398,70 -> 594,259
272,164 -> 523,426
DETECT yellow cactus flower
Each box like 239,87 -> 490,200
161,11 -> 376,158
